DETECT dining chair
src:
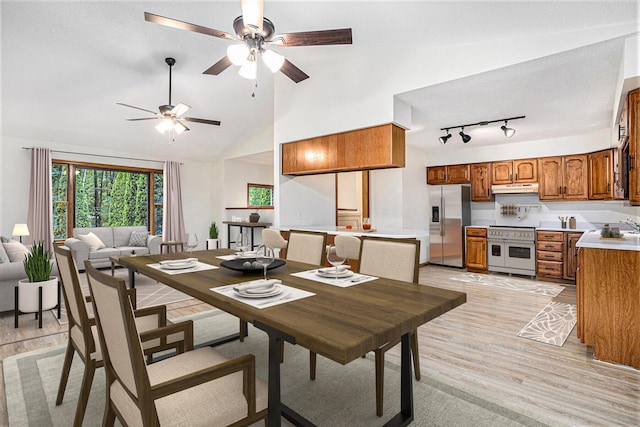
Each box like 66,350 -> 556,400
310,236 -> 421,417
285,229 -> 328,265
334,234 -> 361,265
53,246 -> 188,427
84,261 -> 268,427
262,228 -> 288,255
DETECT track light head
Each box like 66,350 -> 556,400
439,130 -> 451,144
459,128 -> 471,143
501,120 -> 516,138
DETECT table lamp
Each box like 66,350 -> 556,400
12,223 -> 29,243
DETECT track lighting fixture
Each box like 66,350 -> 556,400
439,129 -> 452,144
439,115 -> 525,144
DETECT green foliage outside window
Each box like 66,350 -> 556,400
248,184 -> 273,207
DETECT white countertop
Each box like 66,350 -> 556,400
277,225 -> 428,239
576,230 -> 640,251
536,227 -> 592,232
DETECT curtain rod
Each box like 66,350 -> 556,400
21,147 -> 182,165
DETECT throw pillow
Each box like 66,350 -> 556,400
129,231 -> 149,247
3,241 -> 30,262
0,236 -> 10,243
0,241 -> 10,263
77,232 -> 106,252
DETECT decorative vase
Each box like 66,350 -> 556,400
249,213 -> 260,223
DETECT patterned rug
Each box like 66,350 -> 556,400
450,273 -> 564,297
517,301 -> 577,346
56,267 -> 193,324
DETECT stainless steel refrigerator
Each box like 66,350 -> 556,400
429,184 -> 471,267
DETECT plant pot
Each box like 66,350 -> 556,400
17,277 -> 58,313
249,213 -> 260,223
206,238 -> 220,250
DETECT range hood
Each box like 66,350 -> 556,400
491,183 -> 539,194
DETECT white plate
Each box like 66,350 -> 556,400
234,285 -> 283,298
160,261 -> 197,270
316,269 -> 354,279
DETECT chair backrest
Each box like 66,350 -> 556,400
262,229 -> 288,249
334,235 -> 361,260
285,230 -> 328,265
358,237 -> 420,283
54,246 -> 95,355
85,261 -> 152,420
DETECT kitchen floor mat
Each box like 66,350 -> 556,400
450,272 -> 564,297
517,301 -> 576,346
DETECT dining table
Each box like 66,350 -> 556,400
117,249 -> 467,427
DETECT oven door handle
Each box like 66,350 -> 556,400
503,240 -> 535,245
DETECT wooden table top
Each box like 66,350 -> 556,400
118,249 -> 466,365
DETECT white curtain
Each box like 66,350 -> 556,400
162,161 -> 185,242
27,147 -> 53,251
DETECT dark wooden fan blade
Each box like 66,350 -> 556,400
116,103 -> 158,115
183,117 -> 222,126
144,12 -> 235,40
203,56 -> 233,75
280,59 -> 309,83
269,28 -> 352,46
126,117 -> 161,121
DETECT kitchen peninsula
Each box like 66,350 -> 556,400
576,231 -> 640,368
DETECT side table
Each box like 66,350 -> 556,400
161,241 -> 184,253
14,278 -> 61,328
223,221 -> 272,250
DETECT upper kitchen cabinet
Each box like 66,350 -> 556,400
588,149 -> 615,200
538,155 -> 588,201
282,123 -> 405,176
629,88 -> 640,205
426,164 -> 470,184
470,162 -> 492,202
491,159 -> 537,185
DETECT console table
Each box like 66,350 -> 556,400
223,221 -> 272,250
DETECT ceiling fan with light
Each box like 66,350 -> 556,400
117,57 -> 221,136
144,0 -> 353,83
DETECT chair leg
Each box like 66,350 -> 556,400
73,361 -> 96,427
239,319 -> 247,342
309,351 -> 317,380
374,348 -> 384,417
56,343 -> 76,405
280,340 -> 285,363
102,401 -> 116,427
411,330 -> 421,381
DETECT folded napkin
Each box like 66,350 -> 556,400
159,258 -> 198,265
318,265 -> 351,274
233,279 -> 282,293
236,251 -> 257,257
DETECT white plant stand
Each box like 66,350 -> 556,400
14,277 -> 61,328
206,238 -> 220,250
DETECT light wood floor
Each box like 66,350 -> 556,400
1,265 -> 638,426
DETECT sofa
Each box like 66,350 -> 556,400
0,239 -> 59,313
65,226 -> 161,271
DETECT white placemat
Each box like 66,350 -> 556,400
211,282 -> 315,308
147,261 -> 219,275
291,269 -> 378,288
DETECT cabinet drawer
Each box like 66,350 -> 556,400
537,260 -> 564,277
537,250 -> 563,261
466,228 -> 487,237
536,231 -> 564,241
536,241 -> 563,252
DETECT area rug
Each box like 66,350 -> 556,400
4,311 -> 553,427
517,301 -> 577,347
56,268 -> 193,324
450,273 -> 564,297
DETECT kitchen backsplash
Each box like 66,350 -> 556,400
471,193 -> 640,230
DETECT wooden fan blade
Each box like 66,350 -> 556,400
203,56 -> 233,75
116,103 -> 159,115
144,12 -> 235,40
126,117 -> 161,121
280,59 -> 309,83
183,117 -> 222,126
171,103 -> 191,117
269,28 -> 352,46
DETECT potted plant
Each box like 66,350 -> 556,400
17,241 -> 58,318
206,221 -> 220,250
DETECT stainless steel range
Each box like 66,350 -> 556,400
487,226 -> 536,277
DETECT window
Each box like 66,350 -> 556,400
52,161 -> 162,241
247,183 -> 274,208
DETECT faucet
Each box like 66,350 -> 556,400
621,217 -> 640,233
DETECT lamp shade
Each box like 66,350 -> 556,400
227,44 -> 250,66
459,129 -> 471,143
12,223 -> 29,237
262,49 -> 285,73
155,118 -> 174,134
501,125 -> 516,138
238,59 -> 258,80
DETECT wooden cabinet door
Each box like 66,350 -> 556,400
447,164 -> 470,183
563,155 -> 588,200
513,159 -> 538,183
564,232 -> 582,280
538,157 -> 563,200
426,166 -> 447,184
491,161 -> 513,184
466,236 -> 487,271
629,88 -> 640,205
588,149 -> 614,200
470,163 -> 492,201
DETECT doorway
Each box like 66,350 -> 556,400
335,171 -> 369,226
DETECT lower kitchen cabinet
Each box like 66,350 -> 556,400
465,227 -> 487,272
564,232 -> 583,279
536,230 -> 583,282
